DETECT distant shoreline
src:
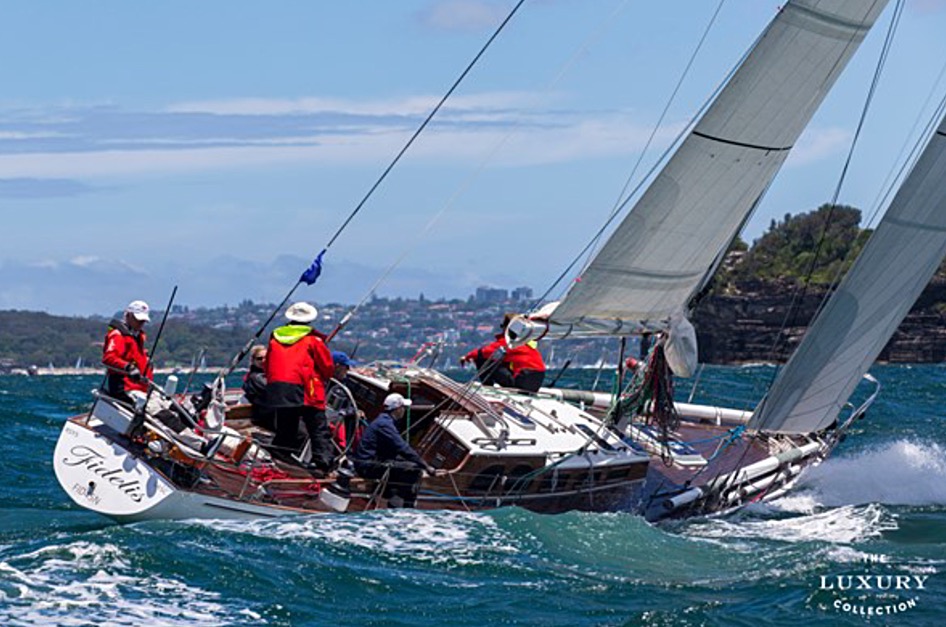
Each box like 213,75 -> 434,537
4,367 -> 225,377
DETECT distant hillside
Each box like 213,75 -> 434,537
0,311 -> 254,370
0,297 -> 617,371
4,204 -> 946,370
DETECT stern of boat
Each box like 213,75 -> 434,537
53,416 -> 178,522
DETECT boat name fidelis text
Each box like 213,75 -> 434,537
62,445 -> 145,502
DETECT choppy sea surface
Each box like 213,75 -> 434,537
1,365 -> 944,626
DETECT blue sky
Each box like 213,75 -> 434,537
2,0 -> 946,315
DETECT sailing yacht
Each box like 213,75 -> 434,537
53,0 -> 946,523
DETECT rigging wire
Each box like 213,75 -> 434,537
755,0 -> 906,409
531,8 -> 762,311
217,0 -> 527,375
575,0 -> 727,280
328,0 -> 637,340
860,61 -> 946,233
715,0 -> 902,485
324,0 -> 526,251
329,0 -> 630,339
602,0 -> 914,511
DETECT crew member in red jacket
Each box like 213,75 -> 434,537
262,301 -> 336,472
460,315 -> 546,392
102,300 -> 154,403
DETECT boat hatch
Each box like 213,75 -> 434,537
573,424 -> 617,452
627,424 -> 707,467
502,406 -> 536,429
472,437 -> 538,451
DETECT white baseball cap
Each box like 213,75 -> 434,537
383,392 -> 413,411
285,301 -> 318,323
124,300 -> 151,322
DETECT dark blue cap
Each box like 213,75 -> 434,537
332,351 -> 356,367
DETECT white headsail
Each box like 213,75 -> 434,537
512,0 -> 889,344
750,115 -> 946,434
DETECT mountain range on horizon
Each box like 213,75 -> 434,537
0,254 -> 526,316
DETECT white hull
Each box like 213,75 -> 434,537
54,419 -> 305,523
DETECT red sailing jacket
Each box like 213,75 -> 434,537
506,343 -> 546,376
264,325 -> 334,409
102,318 -> 152,395
464,334 -> 546,376
464,335 -> 505,363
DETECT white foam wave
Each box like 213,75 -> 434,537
794,439 -> 946,507
197,509 -> 519,566
0,540 -> 242,626
687,503 -> 897,545
822,544 -> 883,564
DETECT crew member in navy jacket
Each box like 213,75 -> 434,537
350,392 -> 435,507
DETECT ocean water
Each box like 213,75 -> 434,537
1,366 -> 944,626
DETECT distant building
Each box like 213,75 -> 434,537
511,286 -> 533,302
474,286 -> 508,303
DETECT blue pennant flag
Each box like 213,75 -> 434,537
300,249 -> 326,285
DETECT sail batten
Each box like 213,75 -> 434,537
691,130 -> 792,152
750,115 -> 946,434
543,0 -> 889,336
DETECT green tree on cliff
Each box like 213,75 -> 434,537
729,204 -> 871,286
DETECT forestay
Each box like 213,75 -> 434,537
750,114 -> 946,434
546,0 -> 889,334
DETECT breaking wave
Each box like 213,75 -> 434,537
0,540 -> 244,626
195,509 -> 519,568
683,503 -> 898,545
793,439 -> 946,507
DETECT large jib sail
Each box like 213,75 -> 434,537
750,114 -> 946,435
530,0 -> 889,338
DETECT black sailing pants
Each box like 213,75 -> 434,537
272,406 -> 335,469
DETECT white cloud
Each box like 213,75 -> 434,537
165,91 -> 546,117
0,106 -> 672,178
97,135 -> 324,147
70,255 -> 100,267
0,130 -> 68,140
785,126 -> 852,167
417,1 -> 508,33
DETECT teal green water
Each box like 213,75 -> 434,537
1,366 -> 944,626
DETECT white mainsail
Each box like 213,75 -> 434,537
750,116 -> 946,435
519,0 -> 889,340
